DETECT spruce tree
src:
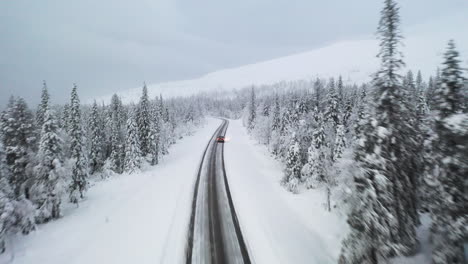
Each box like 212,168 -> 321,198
157,95 -> 169,156
430,40 -> 468,264
0,97 -> 36,197
247,87 -> 256,131
314,78 -> 324,111
149,102 -> 161,166
124,110 -> 142,174
288,95 -> 300,127
31,107 -> 64,222
68,84 -> 88,203
36,80 -> 50,131
404,70 -> 418,103
298,96 -> 308,115
301,109 -> 326,189
353,88 -> 369,160
426,69 -> 441,110
372,0 -> 417,252
137,84 -> 151,157
89,101 -> 104,174
109,94 -> 125,173
283,135 -> 301,193
337,75 -> 344,108
339,118 -> 397,264
333,124 -> 346,160
416,70 -> 423,93
262,100 -> 270,117
342,98 -> 353,133
271,94 -> 281,132
0,102 -> 36,238
0,140 -> 15,253
325,79 -> 340,130
341,1 -> 415,260
61,103 -> 70,131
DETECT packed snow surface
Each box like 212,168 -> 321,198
92,12 -> 468,104
0,118 -> 222,264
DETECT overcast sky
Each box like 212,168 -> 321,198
1,0 -> 466,106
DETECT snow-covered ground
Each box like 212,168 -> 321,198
92,11 -> 468,104
0,118 -> 222,264
224,119 -> 348,264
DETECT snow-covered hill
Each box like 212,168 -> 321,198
92,12 -> 468,104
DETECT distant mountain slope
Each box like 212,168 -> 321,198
92,12 -> 468,104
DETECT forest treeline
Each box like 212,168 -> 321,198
0,84 -> 203,252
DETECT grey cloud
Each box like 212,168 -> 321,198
1,0 -> 466,106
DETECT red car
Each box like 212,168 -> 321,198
216,136 -> 225,143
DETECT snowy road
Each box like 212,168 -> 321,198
186,119 -> 251,264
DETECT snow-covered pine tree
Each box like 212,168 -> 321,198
404,70 -> 418,104
371,0 -> 417,252
157,95 -> 169,156
109,94 -> 125,173
68,84 -> 88,203
163,105 -> 170,124
184,103 -> 195,123
430,40 -> 468,264
0,140 -> 15,253
342,98 -> 353,132
124,109 -> 142,173
0,100 -> 36,239
247,87 -> 256,131
271,94 -> 281,132
412,90 -> 430,215
167,106 -> 177,145
314,78 -> 324,111
339,117 -> 397,264
148,102 -> 161,166
298,96 -> 308,115
137,84 -> 151,158
0,97 -> 36,197
88,101 -> 104,174
301,109 -> 327,189
353,88 -> 369,160
269,94 -> 282,155
337,75 -> 344,108
401,70 -> 425,228
416,70 -> 423,93
36,80 -> 50,131
61,103 -> 70,131
109,133 -> 122,174
341,0 -> 415,259
31,107 -> 65,222
426,69 -> 441,110
325,78 -> 340,131
283,134 -> 301,193
418,76 -> 439,214
333,124 -> 346,160
262,100 -> 270,117
288,95 -> 300,127
416,91 -> 427,121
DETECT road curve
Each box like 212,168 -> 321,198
186,119 -> 251,264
